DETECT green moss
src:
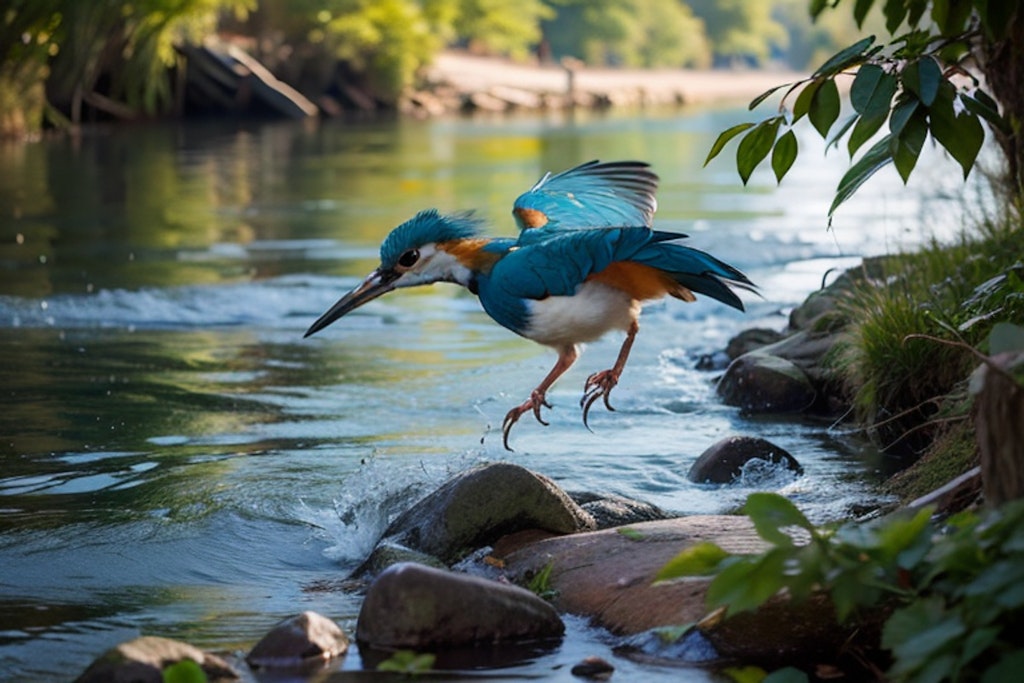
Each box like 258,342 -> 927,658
882,416 -> 979,504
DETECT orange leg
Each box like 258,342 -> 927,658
581,320 -> 639,428
502,344 -> 578,450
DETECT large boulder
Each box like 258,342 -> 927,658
74,636 -> 238,683
357,562 -> 564,649
499,517 -> 874,669
687,436 -> 803,484
717,352 -> 816,413
372,462 -> 595,566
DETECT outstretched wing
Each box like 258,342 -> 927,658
512,160 -> 659,238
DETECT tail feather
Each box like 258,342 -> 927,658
635,242 -> 755,312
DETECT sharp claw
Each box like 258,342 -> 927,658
579,370 -> 619,430
501,391 -> 552,450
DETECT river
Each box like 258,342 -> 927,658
0,106 -> 981,681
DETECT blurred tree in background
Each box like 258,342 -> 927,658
1,0 -> 253,134
543,0 -> 710,68
1,0 -> 868,138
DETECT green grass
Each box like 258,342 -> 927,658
834,210 -> 1024,458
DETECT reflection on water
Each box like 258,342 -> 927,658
0,108 -> 985,681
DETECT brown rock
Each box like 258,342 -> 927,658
247,611 -> 349,669
501,516 -> 767,635
357,562 -> 564,649
74,636 -> 238,683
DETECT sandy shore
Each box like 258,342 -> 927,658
425,51 -> 805,109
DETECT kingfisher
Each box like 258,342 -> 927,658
305,160 -> 754,449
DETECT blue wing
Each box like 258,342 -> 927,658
494,228 -> 655,298
512,160 -> 659,237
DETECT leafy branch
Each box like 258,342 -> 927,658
657,492 -> 1024,682
705,0 -> 1014,221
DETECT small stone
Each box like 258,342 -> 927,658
247,611 -> 349,668
571,655 -> 615,679
688,436 -> 803,484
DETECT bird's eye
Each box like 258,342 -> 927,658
397,249 -> 419,268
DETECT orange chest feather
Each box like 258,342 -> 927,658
438,239 -> 502,273
588,262 -> 695,302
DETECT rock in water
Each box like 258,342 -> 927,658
247,611 -> 349,668
687,436 -> 803,484
357,562 -> 564,649
74,636 -> 238,683
379,462 -> 595,564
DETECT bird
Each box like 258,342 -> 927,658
305,160 -> 755,450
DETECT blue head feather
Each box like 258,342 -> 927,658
380,210 -> 483,269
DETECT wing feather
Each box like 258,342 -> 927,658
512,160 -> 659,236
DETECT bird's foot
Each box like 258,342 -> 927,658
501,390 -> 552,450
581,369 -> 620,429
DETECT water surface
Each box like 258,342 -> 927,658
0,107 -> 979,681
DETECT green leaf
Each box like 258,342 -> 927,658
771,129 -> 798,182
829,135 -> 893,216
889,97 -> 920,137
764,667 -> 811,683
809,0 -> 828,19
736,117 -> 781,184
989,322 -> 1024,355
748,83 -> 792,111
932,0 -> 974,34
850,65 -> 896,116
723,665 -> 768,683
163,660 -> 208,683
902,57 -> 942,106
808,78 -> 840,138
883,597 -> 966,664
930,86 -> 985,179
907,0 -> 929,26
377,650 -> 436,673
883,0 -> 908,33
962,90 -> 1011,135
705,122 -> 755,166
827,113 -> 859,150
792,79 -> 821,121
848,113 -> 886,157
982,650 -> 1024,683
656,541 -> 730,582
813,36 -> 876,78
707,549 -> 788,614
879,506 -> 934,568
890,108 -> 928,182
853,0 -> 875,27
744,493 -> 814,546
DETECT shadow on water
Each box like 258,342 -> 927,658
0,110 -> 984,681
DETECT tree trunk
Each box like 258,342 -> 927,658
978,9 -> 1024,198
973,352 -> 1024,506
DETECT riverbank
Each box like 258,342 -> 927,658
411,51 -> 805,114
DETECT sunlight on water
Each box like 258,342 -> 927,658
0,107 -> 994,681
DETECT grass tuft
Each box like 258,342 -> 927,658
835,210 -> 1024,457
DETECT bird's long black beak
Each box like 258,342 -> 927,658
304,268 -> 399,338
